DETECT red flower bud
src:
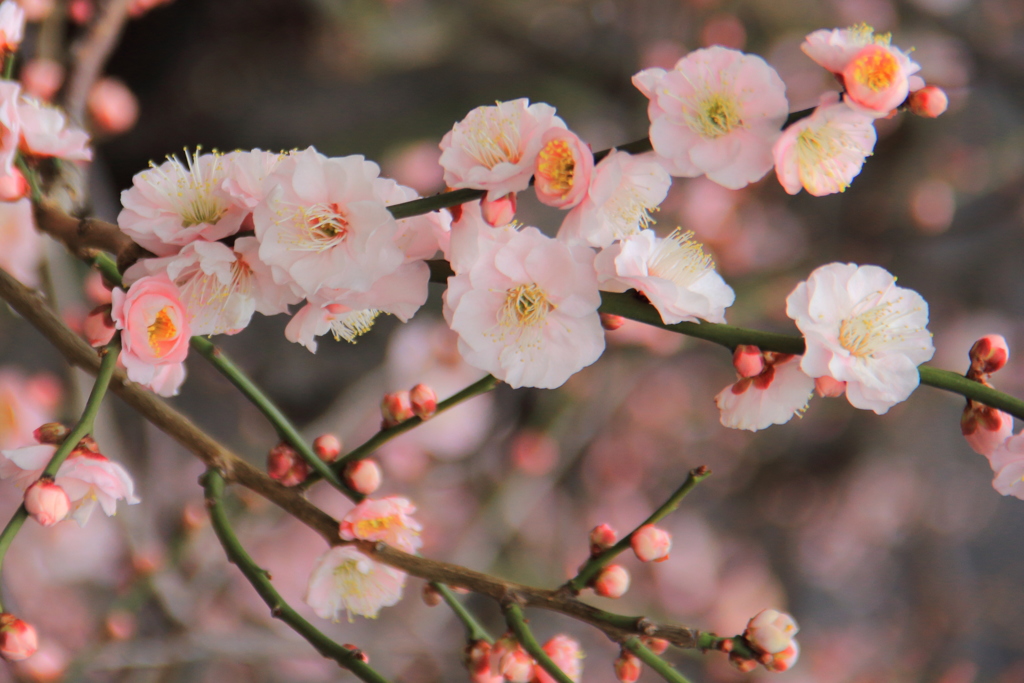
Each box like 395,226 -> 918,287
409,383 -> 438,420
343,459 -> 382,495
592,565 -> 630,598
733,345 -> 764,378
0,613 -> 38,661
32,423 -> 68,445
381,391 -> 414,428
908,85 -> 948,118
313,433 -> 342,462
600,313 -> 626,331
266,442 -> 310,487
969,335 -> 1009,376
589,523 -> 617,556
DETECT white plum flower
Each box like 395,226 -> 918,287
715,353 -> 815,432
304,546 -> 406,621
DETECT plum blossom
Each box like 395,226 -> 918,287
110,274 -> 192,396
595,228 -> 734,324
533,128 -> 593,209
304,545 -> 406,620
988,432 -> 1024,499
786,263 -> 934,414
0,198 -> 41,287
962,403 -> 1013,457
0,370 -> 59,449
285,298 -> 380,353
0,1 -> 25,53
0,80 -> 21,174
339,496 -> 423,553
744,609 -> 799,655
119,149 -> 246,256
558,150 -> 670,248
632,46 -> 789,189
222,148 -> 284,210
715,352 -> 815,431
535,635 -> 583,683
773,94 -> 877,196
444,220 -> 605,390
17,95 -> 91,161
0,614 -> 36,662
439,98 -> 565,200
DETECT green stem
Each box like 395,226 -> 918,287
92,253 -> 124,288
432,582 -> 494,644
623,638 -> 693,683
15,155 -> 41,204
566,466 -> 711,594
2,51 -> 14,80
201,469 -> 393,683
189,336 -> 355,497
503,603 -> 575,683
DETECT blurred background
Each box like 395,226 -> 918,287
2,0 -> 1024,681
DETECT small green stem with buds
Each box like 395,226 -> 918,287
432,582 -> 494,644
623,638 -> 694,683
503,602 -> 575,683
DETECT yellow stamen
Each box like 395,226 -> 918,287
536,139 -> 575,195
147,308 -> 177,352
688,93 -> 743,140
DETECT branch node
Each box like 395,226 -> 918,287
636,617 -> 658,636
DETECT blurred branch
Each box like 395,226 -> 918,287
503,602 -> 574,683
62,0 -> 133,121
202,469 -> 393,683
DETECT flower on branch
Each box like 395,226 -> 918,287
17,95 -> 92,161
304,545 -> 406,621
339,496 -> 423,553
715,352 -> 815,432
535,634 -> 584,683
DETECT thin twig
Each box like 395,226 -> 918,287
623,638 -> 693,683
503,602 -> 575,683
62,0 -> 133,120
432,582 -> 494,644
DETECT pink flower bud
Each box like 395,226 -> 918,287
409,383 -> 438,420
21,59 -> 64,101
83,305 -> 116,347
313,433 -> 342,462
961,403 -> 1013,457
0,613 -> 37,662
631,524 -> 671,562
536,635 -> 582,683
728,651 -> 758,673
614,652 -> 642,683
481,192 -> 517,227
765,641 -> 799,672
85,271 -> 113,305
510,429 -> 558,477
592,565 -> 630,598
24,479 -> 70,527
465,640 -> 495,682
32,422 -> 68,445
381,390 -> 414,428
908,85 -> 948,118
343,644 -> 370,664
733,345 -> 764,378
969,335 -> 1009,375
68,0 -> 93,24
87,77 -> 139,135
0,168 -> 28,201
643,637 -> 669,655
499,647 -> 535,683
600,313 -> 626,331
422,583 -> 442,607
266,442 -> 310,487
534,128 -> 593,210
589,523 -> 618,556
344,459 -> 382,495
814,375 -> 846,398
744,608 -> 799,655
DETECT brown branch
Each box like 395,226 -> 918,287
32,200 -> 149,274
62,0 -> 133,120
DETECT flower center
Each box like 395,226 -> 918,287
325,305 -> 380,343
303,203 -> 349,245
147,307 -> 178,352
500,283 -> 554,329
848,45 -> 899,92
353,515 -> 400,538
605,187 -> 658,239
647,229 -> 714,287
464,107 -> 524,169
795,123 -> 862,191
688,94 -> 743,140
536,139 -> 575,195
838,295 -> 909,358
148,149 -> 228,228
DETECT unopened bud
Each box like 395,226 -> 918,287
538,635 -> 581,683
76,434 -> 100,453
481,192 -> 517,227
764,641 -> 800,672
642,637 -> 669,655
84,271 -> 113,305
0,613 -> 38,661
465,640 -> 494,681
0,168 -> 28,201
87,77 -> 139,135
342,644 -> 369,663
381,390 -> 414,428
33,422 -> 68,445
83,305 -> 116,347
589,523 -> 617,556
733,345 -> 764,378
344,459 -> 382,495
410,383 -> 438,420
601,313 -> 626,331
266,442 -> 310,487
313,433 -> 342,462
499,647 -> 534,683
908,85 -> 948,118
744,608 -> 799,655
814,375 -> 846,398
631,524 -> 671,562
728,651 -> 758,673
969,335 -> 1009,376
24,479 -> 70,527
961,403 -> 1013,457
614,651 -> 642,683
181,501 -> 207,531
21,59 -> 65,102
592,564 -> 630,598
422,583 -> 442,607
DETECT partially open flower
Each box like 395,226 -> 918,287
339,496 -> 422,553
592,565 -> 630,598
267,442 -> 310,487
535,635 -> 583,683
744,608 -> 799,655
499,646 -> 535,683
534,128 -> 593,209
0,613 -> 36,661
962,403 -> 1013,457
589,523 -> 617,555
24,478 -> 69,526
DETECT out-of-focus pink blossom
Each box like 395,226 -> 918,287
313,433 -> 342,462
110,274 -> 191,396
614,651 -> 642,683
558,150 -> 670,248
20,58 -> 63,101
773,94 -> 877,196
15,640 -> 66,680
596,228 -> 734,324
715,353 -> 815,431
0,370 -> 59,449
733,345 -> 764,378
409,383 -> 437,420
498,646 -> 534,683
633,46 -> 788,188
988,432 -> 1024,499
14,0 -> 52,22
589,523 -> 617,555
381,390 -> 413,427
267,442 -> 310,487
631,524 -> 671,562
0,166 -> 28,200
509,429 -> 558,477
84,271 -> 112,305
0,198 -> 41,286
600,313 -> 625,331
439,98 -> 566,200
343,459 -> 381,495
128,0 -> 174,18
339,496 -> 422,553
535,635 -> 583,683
534,128 -> 593,209
962,403 -> 1013,457
83,305 -> 115,347
814,375 -> 847,397
969,335 -> 1009,376
0,1 -> 24,52
593,564 -> 630,598
67,0 -> 90,23
87,77 -> 139,135
17,95 -> 91,161
786,263 -> 934,414
0,613 -> 36,661
24,478 -> 69,526
0,81 -> 19,174
304,545 -> 406,620
909,85 -> 948,118
744,608 -> 799,655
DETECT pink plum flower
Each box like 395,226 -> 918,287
222,148 -> 285,210
0,1 -> 24,53
786,263 -> 934,414
0,614 -> 36,662
338,496 -> 423,553
557,150 -> 670,248
439,98 -> 566,200
118,149 -> 247,256
801,24 -> 920,117
86,77 -> 139,135
962,403 -> 1013,458
595,228 -> 735,324
632,46 -> 789,189
0,370 -> 59,449
0,81 -> 21,174
17,95 -> 91,160
533,128 -> 594,209
304,545 -> 406,620
110,274 -> 192,397
988,432 -> 1024,499
773,93 -> 877,196
284,299 -> 380,353
0,198 -> 41,287
715,352 -> 815,431
535,635 -> 583,683
444,222 -> 605,389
